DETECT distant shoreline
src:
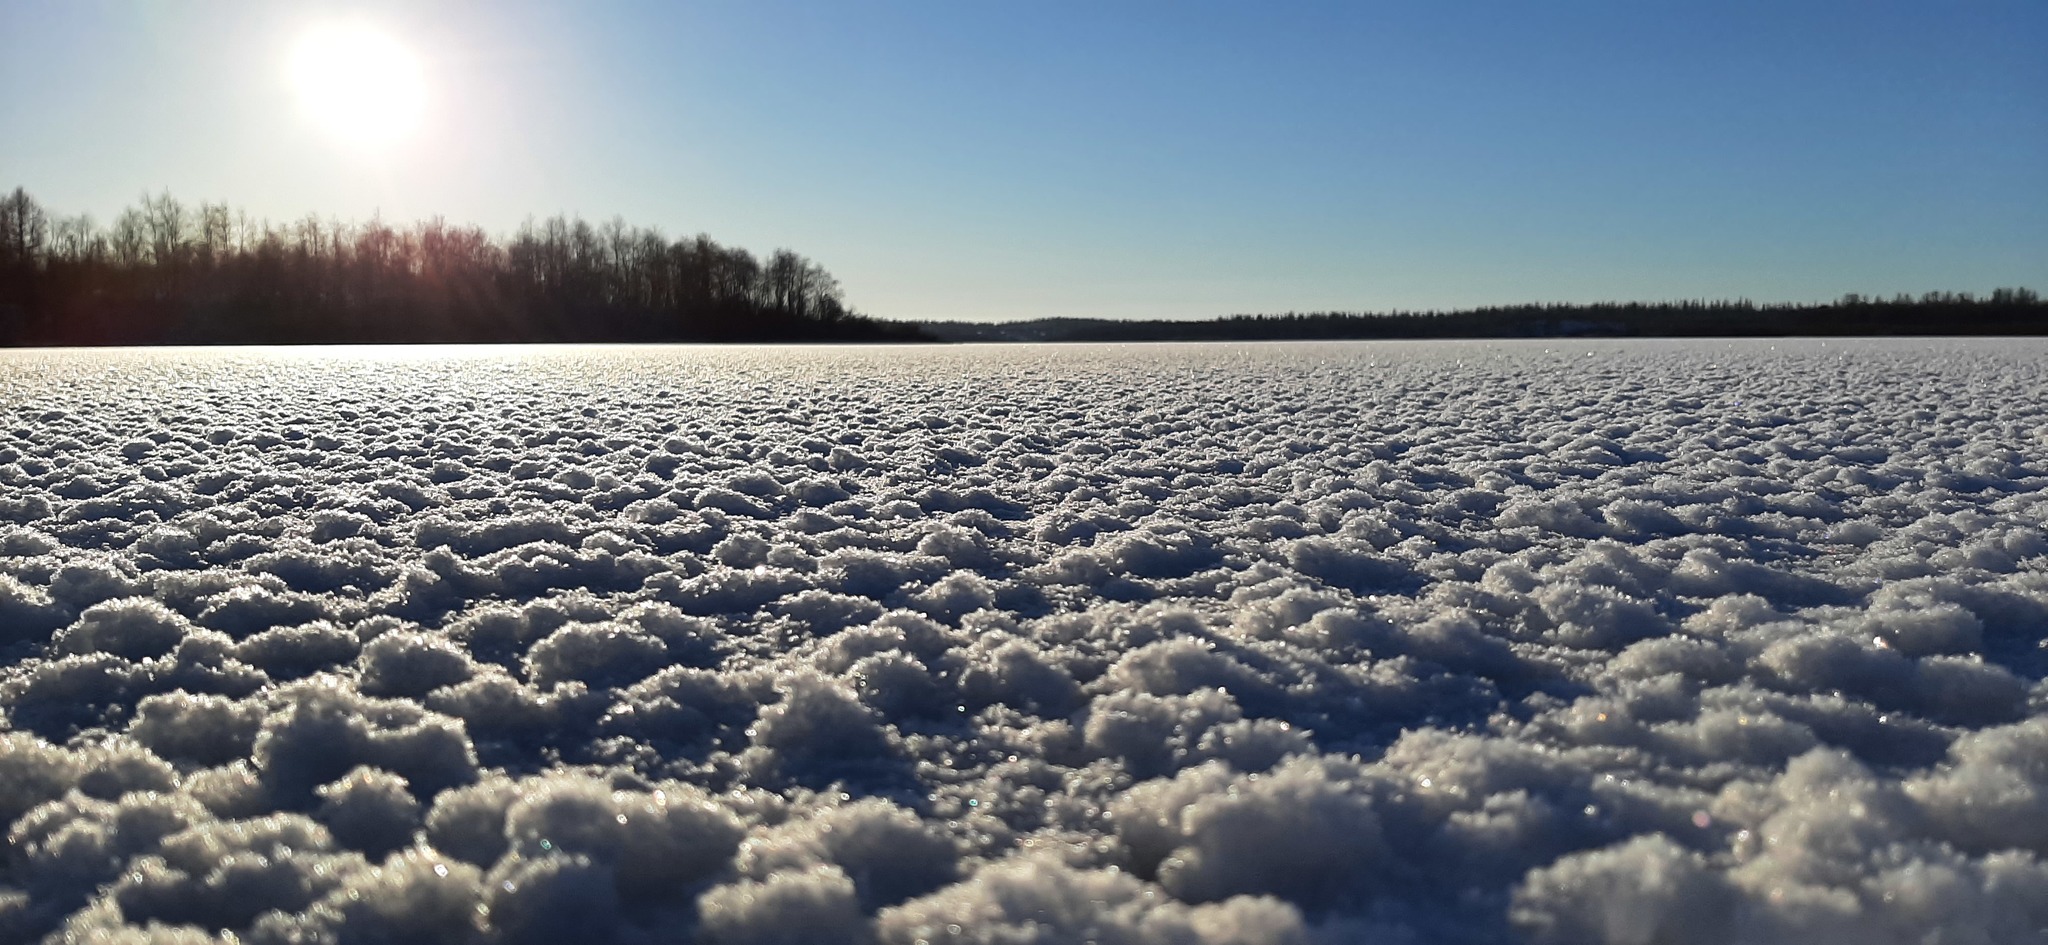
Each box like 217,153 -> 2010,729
4,291 -> 2042,349
910,291 -> 2047,343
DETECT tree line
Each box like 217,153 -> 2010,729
920,291 -> 2048,342
0,187 -> 923,344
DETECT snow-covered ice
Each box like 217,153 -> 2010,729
2,339 -> 2046,944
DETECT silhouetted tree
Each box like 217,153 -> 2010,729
111,208 -> 147,268
920,293 -> 2048,342
141,191 -> 189,268
0,188 -> 47,266
0,186 -> 919,345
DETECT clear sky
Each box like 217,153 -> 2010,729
3,1 -> 2044,321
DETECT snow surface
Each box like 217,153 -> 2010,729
1,339 -> 2046,944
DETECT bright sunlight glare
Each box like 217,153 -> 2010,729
288,22 -> 428,152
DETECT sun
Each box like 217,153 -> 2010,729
288,22 -> 428,151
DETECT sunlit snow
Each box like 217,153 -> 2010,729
2,340 -> 2045,944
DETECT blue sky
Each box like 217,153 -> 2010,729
3,0 -> 2044,320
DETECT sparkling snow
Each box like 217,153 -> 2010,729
2,339 -> 2046,944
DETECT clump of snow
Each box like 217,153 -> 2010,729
1,339 -> 2045,942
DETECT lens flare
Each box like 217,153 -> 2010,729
288,22 -> 428,151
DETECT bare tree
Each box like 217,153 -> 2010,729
802,258 -> 844,321
112,207 -> 149,267
634,228 -> 669,308
292,213 -> 324,260
766,249 -> 802,312
601,216 -> 632,304
50,214 -> 100,263
198,202 -> 233,267
234,209 -> 257,255
0,187 -> 49,266
140,191 -> 189,266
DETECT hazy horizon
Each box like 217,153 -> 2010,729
3,1 -> 2045,321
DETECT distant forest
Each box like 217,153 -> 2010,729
6,187 -> 2044,347
0,187 -> 921,345
921,291 -> 2048,343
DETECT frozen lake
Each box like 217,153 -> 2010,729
3,339 -> 2046,943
